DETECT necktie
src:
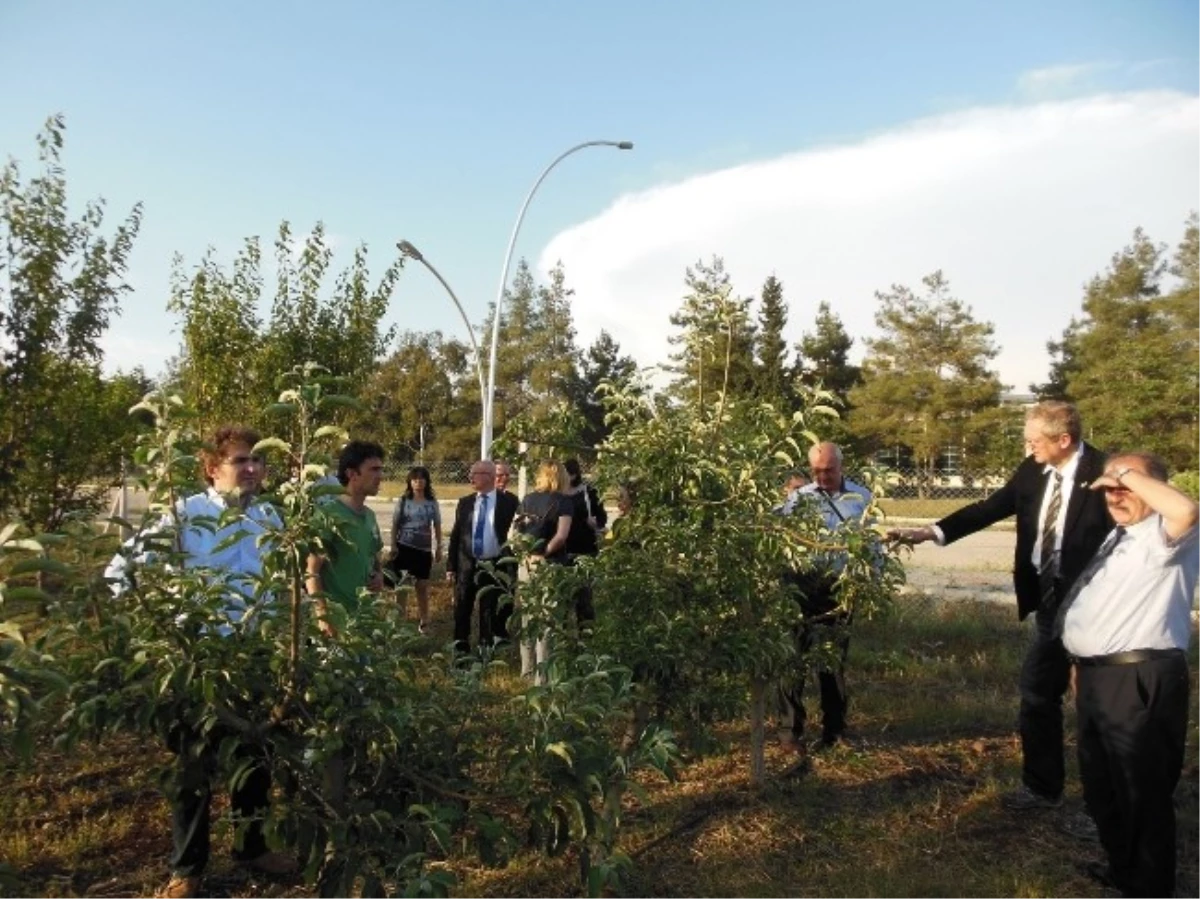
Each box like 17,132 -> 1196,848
1038,471 -> 1064,607
473,493 -> 489,558
1053,526 -> 1125,638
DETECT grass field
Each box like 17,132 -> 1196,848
2,590 -> 1195,898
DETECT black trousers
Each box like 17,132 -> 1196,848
1076,652 -> 1189,898
1017,608 -> 1071,799
453,556 -> 503,654
780,614 -> 850,743
166,721 -> 270,877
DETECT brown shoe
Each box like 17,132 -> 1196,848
155,875 -> 201,898
241,850 -> 298,876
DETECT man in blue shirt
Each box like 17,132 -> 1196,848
778,442 -> 875,759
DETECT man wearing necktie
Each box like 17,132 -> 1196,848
887,401 -> 1112,817
446,459 -> 520,654
1058,454 -> 1197,897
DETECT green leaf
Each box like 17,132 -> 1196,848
2,586 -> 51,603
545,741 -> 574,768
252,437 -> 292,456
313,425 -> 349,442
9,556 -> 71,577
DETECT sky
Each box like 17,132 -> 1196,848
1,0 -> 1197,393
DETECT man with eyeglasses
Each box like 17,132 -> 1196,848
446,459 -> 519,654
888,401 -> 1112,827
105,425 -> 294,898
1058,453 -> 1197,896
777,441 -> 876,760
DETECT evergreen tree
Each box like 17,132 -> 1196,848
753,275 -> 790,405
568,330 -> 640,451
849,272 -> 1004,484
1042,218 -> 1199,470
795,301 -> 862,409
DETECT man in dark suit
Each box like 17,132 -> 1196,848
889,401 -> 1112,814
446,459 -> 519,654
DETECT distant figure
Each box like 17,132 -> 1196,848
494,459 -> 515,498
777,442 -> 874,761
1058,453 -> 1197,897
445,460 -> 519,654
888,401 -> 1112,821
783,470 -> 808,498
563,458 -> 607,627
389,465 -> 443,634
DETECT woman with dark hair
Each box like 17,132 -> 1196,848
389,466 -> 442,633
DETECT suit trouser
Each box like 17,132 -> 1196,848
453,557 -> 501,653
1018,608 -> 1072,799
1076,652 -> 1189,898
166,721 -> 270,876
779,614 -> 850,743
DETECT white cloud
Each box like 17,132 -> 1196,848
1016,62 -> 1112,98
539,90 -> 1199,394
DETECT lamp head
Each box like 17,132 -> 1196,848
396,240 -> 423,261
617,141 -> 634,150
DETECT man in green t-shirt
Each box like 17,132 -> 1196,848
306,440 -> 385,636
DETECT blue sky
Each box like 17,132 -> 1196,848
1,0 -> 1197,389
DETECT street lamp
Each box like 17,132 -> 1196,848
397,240 -> 487,402
480,139 -> 634,458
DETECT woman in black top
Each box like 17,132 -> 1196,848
513,460 -> 573,684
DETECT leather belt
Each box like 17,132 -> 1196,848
1072,648 -> 1184,667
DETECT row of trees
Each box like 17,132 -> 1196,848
1,116 -> 1196,531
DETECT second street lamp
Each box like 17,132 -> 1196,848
480,139 -> 634,458
396,240 -> 487,402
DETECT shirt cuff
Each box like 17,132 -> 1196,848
930,524 -> 947,546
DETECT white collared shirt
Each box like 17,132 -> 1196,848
471,489 -> 502,559
1030,446 -> 1084,573
105,487 -> 282,634
1062,515 -> 1199,657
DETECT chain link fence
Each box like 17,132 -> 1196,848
380,461 -> 1014,501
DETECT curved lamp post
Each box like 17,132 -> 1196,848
481,139 -> 634,458
397,240 -> 487,402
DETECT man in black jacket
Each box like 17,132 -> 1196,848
446,459 -> 520,654
889,401 -> 1112,813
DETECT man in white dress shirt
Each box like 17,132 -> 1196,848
105,425 -> 294,897
1058,452 -> 1197,897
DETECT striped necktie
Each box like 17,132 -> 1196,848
1038,471 -> 1064,607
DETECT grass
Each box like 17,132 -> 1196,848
2,589 -> 1196,897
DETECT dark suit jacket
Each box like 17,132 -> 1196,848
447,489 -> 519,574
936,442 -> 1112,621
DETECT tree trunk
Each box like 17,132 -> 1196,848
749,677 -> 767,784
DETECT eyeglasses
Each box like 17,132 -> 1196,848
1100,485 -> 1131,495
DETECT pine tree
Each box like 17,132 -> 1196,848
1043,219 -> 1199,470
849,272 -> 1004,482
568,330 -> 640,450
753,275 -> 790,406
795,301 -> 862,410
